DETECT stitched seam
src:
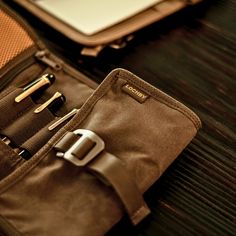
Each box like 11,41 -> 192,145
17,111 -> 54,147
122,73 -> 201,130
0,71 -> 118,192
7,149 -> 23,165
0,102 -> 33,130
0,68 -> 200,194
0,88 -> 34,129
0,142 -> 24,170
9,156 -> 24,167
65,71 -> 119,132
20,118 -> 57,150
121,70 -> 201,129
0,87 -> 16,100
0,141 -> 53,193
0,63 -> 117,193
0,66 -> 109,192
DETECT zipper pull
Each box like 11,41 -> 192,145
35,51 -> 62,71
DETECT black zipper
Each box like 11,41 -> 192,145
0,50 -> 62,91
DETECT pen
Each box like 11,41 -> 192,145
15,74 -> 55,103
34,92 -> 66,114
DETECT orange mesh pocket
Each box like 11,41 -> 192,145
0,9 -> 34,70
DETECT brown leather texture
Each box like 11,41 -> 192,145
0,4 -> 201,236
54,132 -> 151,224
89,151 -> 151,225
0,68 -> 201,236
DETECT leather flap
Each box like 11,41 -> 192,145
0,68 -> 201,236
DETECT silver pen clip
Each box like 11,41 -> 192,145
48,108 -> 79,131
34,92 -> 65,114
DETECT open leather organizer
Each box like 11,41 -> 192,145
0,2 -> 201,236
14,0 -> 202,56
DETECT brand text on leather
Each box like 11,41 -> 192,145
122,84 -> 148,103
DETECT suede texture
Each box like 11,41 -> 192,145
0,69 -> 201,236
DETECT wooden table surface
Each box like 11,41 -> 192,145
6,0 -> 236,235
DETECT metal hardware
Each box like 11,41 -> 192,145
56,129 -> 105,166
81,45 -> 105,57
48,108 -> 79,131
109,35 -> 134,49
17,149 -> 31,160
15,74 -> 55,103
1,136 -> 11,145
80,35 -> 134,56
35,50 -> 62,70
22,73 -> 55,91
34,92 -> 65,113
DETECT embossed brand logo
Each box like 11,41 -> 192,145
122,84 -> 148,103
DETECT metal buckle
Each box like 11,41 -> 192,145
56,129 -> 105,166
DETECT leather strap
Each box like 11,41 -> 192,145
89,152 -> 150,224
54,131 -> 150,224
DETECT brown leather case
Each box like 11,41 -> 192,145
14,0 -> 202,56
0,2 -> 201,236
